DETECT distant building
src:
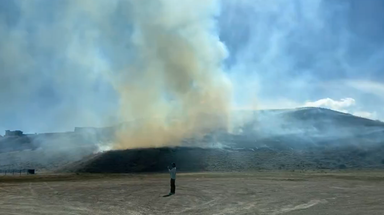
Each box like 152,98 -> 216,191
5,130 -> 23,137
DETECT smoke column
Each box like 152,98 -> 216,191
112,0 -> 233,149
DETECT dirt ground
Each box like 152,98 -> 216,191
0,171 -> 384,215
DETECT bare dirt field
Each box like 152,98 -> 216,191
0,171 -> 384,215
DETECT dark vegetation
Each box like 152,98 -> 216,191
62,143 -> 384,173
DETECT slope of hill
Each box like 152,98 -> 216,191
226,107 -> 384,149
64,144 -> 384,173
2,107 -> 384,172
63,107 -> 384,173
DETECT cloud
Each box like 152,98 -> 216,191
303,97 -> 379,120
345,80 -> 384,99
304,98 -> 356,113
235,96 -> 380,121
353,111 -> 378,119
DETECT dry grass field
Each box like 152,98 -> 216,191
0,171 -> 384,215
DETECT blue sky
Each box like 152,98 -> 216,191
220,0 -> 384,116
0,0 -> 384,133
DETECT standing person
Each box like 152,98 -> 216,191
168,163 -> 176,195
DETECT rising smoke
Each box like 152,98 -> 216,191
0,0 -> 233,149
112,0 -> 233,149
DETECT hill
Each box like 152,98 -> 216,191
2,107 -> 384,172
64,144 -> 384,173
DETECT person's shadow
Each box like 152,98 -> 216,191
162,193 -> 173,197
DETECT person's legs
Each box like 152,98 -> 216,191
171,179 -> 175,194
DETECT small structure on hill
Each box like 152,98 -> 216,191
5,130 -> 23,137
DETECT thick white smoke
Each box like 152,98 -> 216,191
0,0 -> 234,149
112,0 -> 233,149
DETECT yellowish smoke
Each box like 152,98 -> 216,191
111,0 -> 233,149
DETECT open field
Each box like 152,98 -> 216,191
0,171 -> 384,215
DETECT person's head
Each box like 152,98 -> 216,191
172,163 -> 176,168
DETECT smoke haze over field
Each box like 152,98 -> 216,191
1,0 -> 384,148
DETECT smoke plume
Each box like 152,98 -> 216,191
112,0 -> 233,149
0,0 -> 233,148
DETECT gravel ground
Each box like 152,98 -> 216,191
0,171 -> 383,215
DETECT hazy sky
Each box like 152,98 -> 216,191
1,0 -> 383,133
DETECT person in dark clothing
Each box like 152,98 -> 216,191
168,163 -> 176,195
